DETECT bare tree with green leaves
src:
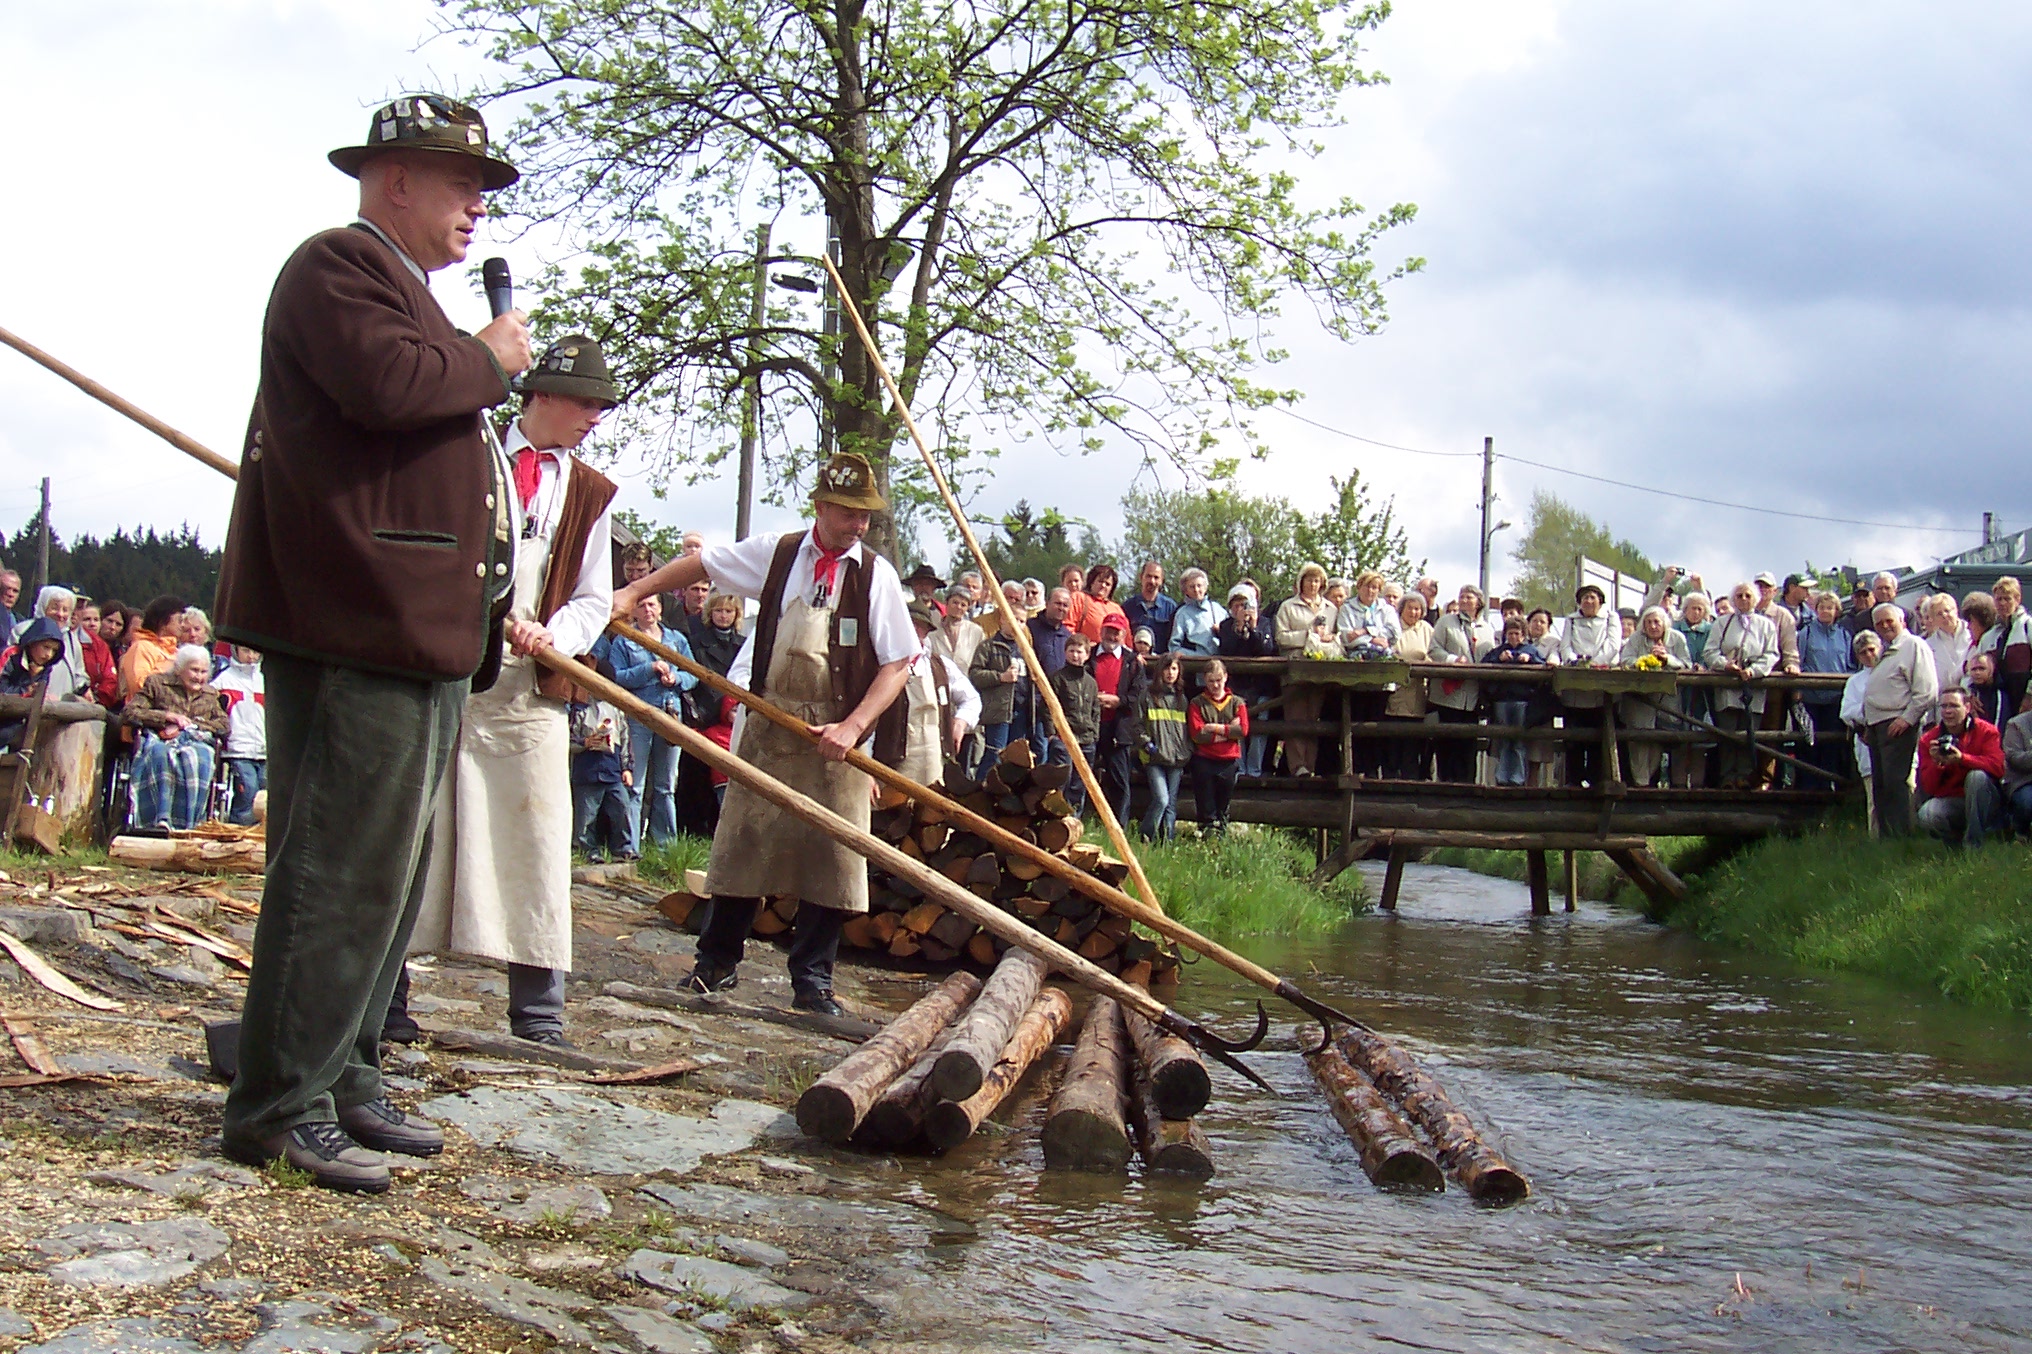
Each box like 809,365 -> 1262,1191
447,0 -> 1421,556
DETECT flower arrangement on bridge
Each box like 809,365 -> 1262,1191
1630,654 -> 1665,672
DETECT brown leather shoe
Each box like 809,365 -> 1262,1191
336,1097 -> 445,1158
223,1121 -> 390,1194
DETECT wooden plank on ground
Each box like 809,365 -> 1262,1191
0,930 -> 122,1011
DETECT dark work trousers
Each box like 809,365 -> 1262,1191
674,749 -> 720,838
1867,719 -> 1920,837
223,654 -> 465,1143
381,959 -> 565,1040
1800,700 -> 1852,786
696,896 -> 848,996
1432,705 -> 1482,783
1563,705 -> 1606,786
1097,724 -> 1136,826
1189,755 -> 1239,832
1758,690 -> 1793,787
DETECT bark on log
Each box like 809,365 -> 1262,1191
1306,1044 -> 1443,1191
1127,1065 -> 1215,1178
857,1026 -> 957,1150
923,986 -> 1073,1152
109,835 -> 265,875
1121,1004 -> 1211,1121
1336,1028 -> 1529,1202
931,949 -> 1050,1102
796,971 -> 984,1142
1043,996 -> 1131,1172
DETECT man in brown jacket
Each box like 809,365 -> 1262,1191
214,95 -> 532,1193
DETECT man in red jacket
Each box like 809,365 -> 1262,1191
1917,688 -> 2007,847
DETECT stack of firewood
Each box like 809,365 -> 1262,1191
658,739 -> 1180,982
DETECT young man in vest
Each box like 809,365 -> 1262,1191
399,336 -> 621,1046
901,601 -> 981,791
611,452 -> 914,1015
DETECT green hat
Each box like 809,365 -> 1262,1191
907,601 -> 942,631
522,335 -> 621,407
328,95 -> 518,190
812,452 -> 887,512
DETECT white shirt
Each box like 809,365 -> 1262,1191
704,529 -> 918,686
502,420 -> 614,658
912,650 -> 982,726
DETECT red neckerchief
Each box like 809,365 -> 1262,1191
811,527 -> 850,600
513,447 -> 556,507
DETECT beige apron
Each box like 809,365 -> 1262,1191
898,657 -> 948,789
706,591 -> 871,912
410,529 -> 575,969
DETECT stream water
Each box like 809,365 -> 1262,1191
859,861 -> 2032,1352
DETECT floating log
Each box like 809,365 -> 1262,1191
1043,996 -> 1132,1172
1306,1044 -> 1443,1191
923,986 -> 1073,1152
109,834 -> 265,876
1126,1061 -> 1215,1178
1336,1028 -> 1529,1203
796,971 -> 983,1143
1121,1005 -> 1211,1121
931,949 -> 1050,1102
857,1026 -> 957,1150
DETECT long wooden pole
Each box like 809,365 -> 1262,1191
0,325 -> 241,480
530,644 -> 1269,1089
816,257 -> 1167,920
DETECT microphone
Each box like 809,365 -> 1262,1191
482,257 -> 514,318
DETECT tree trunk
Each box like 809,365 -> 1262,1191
795,970 -> 982,1142
1043,996 -> 1131,1172
930,949 -> 1049,1102
1127,1066 -> 1216,1179
1336,1028 -> 1529,1202
108,834 -> 264,876
856,1025 -> 957,1151
923,986 -> 1072,1152
1306,1043 -> 1442,1191
1120,1005 -> 1211,1121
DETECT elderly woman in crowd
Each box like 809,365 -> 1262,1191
1959,591 -> 2001,721
934,586 -> 986,671
1919,593 -> 1970,695
122,644 -> 229,830
1217,584 -> 1277,776
1336,570 -> 1402,775
1796,589 -> 1858,782
1274,563 -> 1335,775
1671,591 -> 1716,787
1617,605 -> 1690,786
1842,629 -> 1883,834
10,587 -> 92,703
1556,584 -> 1622,786
1428,584 -> 1496,782
1171,568 -> 1226,657
1383,590 -> 1434,779
1701,582 -> 1780,789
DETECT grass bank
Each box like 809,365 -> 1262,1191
635,826 -> 1364,940
1673,823 -> 2032,1013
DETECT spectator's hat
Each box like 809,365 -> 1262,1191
523,336 -> 621,407
1132,626 -> 1156,646
907,601 -> 941,632
1099,605 -> 1130,635
1782,572 -> 1811,590
903,563 -> 947,590
812,452 -> 887,511
1617,606 -> 1638,620
1574,583 -> 1606,604
1226,582 -> 1255,604
1753,570 -> 1778,586
328,95 -> 518,190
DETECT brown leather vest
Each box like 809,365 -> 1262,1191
750,530 -> 908,766
531,453 -> 618,701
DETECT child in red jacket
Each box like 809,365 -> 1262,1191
1188,659 -> 1249,835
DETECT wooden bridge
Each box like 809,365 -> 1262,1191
1165,658 -> 1855,915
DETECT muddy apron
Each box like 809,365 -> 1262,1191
706,592 -> 871,913
409,528 -> 575,969
898,657 -> 947,789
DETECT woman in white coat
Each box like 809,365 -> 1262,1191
1427,584 -> 1495,782
1273,563 -> 1335,775
1700,582 -> 1780,788
1617,606 -> 1690,786
1555,584 -> 1623,786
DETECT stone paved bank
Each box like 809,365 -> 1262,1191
0,862 -> 987,1352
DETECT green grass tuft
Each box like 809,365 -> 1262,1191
264,1157 -> 314,1190
635,834 -> 714,885
1133,829 -> 1365,937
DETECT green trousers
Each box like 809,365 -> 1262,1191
222,653 -> 465,1142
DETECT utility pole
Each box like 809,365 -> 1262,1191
735,223 -> 771,540
1983,510 -> 1998,545
34,477 -> 50,596
1477,436 -> 1494,598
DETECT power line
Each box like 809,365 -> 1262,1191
1268,405 -> 1981,537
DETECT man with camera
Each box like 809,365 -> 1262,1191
1916,687 -> 2007,848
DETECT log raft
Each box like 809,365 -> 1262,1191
923,987 -> 1072,1153
931,949 -> 1049,1102
1337,1028 -> 1529,1202
1121,1004 -> 1211,1122
795,971 -> 982,1143
1042,996 -> 1132,1172
856,1025 -> 957,1151
1306,1043 -> 1443,1191
1127,1062 -> 1216,1179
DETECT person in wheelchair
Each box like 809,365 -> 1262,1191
121,645 -> 229,830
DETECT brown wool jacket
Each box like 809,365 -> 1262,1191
214,225 -> 512,681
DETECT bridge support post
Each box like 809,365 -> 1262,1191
1563,849 -> 1579,913
1378,845 -> 1407,912
1525,850 -> 1551,916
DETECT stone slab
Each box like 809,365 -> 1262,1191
36,1217 -> 230,1289
418,1087 -> 791,1177
637,1181 -> 889,1232
88,1160 -> 260,1198
20,1318 -> 202,1353
620,1250 -> 813,1311
416,1256 -> 593,1345
603,1304 -> 715,1353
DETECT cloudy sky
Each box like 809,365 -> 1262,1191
4,0 -> 2022,595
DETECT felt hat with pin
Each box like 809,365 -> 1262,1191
523,335 -> 621,407
812,452 -> 888,512
328,95 -> 519,190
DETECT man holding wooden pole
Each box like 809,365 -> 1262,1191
613,452 -> 914,1016
213,96 -> 530,1193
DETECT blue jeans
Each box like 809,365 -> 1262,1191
628,714 -> 680,844
1918,770 -> 2007,848
2010,782 -> 2032,834
1064,742 -> 1099,813
1241,733 -> 1268,778
1141,763 -> 1184,841
1492,700 -> 1530,786
226,757 -> 266,825
978,722 -> 1011,771
574,780 -> 639,857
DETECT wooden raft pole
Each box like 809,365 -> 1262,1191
796,971 -> 982,1142
923,987 -> 1073,1153
931,949 -> 1049,1102
1306,1043 -> 1443,1191
1043,995 -> 1132,1173
1122,1003 -> 1212,1122
1337,1028 -> 1529,1203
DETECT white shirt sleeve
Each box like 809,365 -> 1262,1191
699,532 -> 793,603
940,653 -> 981,725
863,554 -> 920,666
545,489 -> 614,658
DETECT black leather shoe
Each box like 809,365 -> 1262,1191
380,1019 -> 422,1047
792,989 -> 845,1017
222,1121 -> 389,1194
514,1029 -> 576,1049
685,963 -> 738,995
337,1097 -> 445,1157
